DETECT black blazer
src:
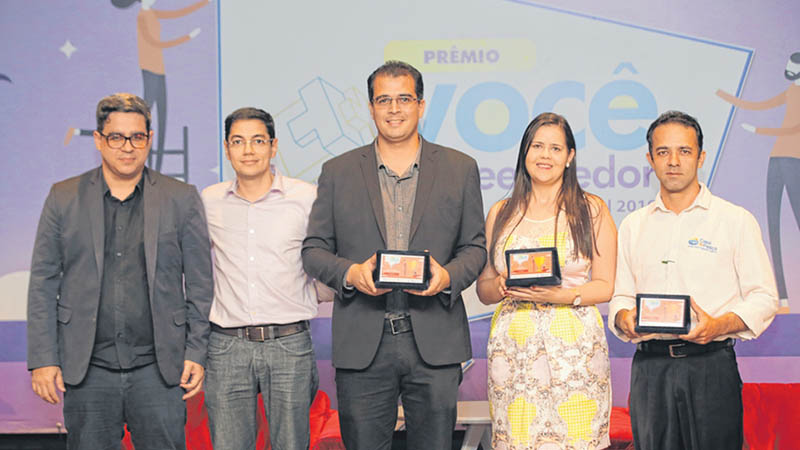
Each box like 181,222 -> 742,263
302,138 -> 486,369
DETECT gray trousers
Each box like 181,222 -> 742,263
767,157 -> 800,300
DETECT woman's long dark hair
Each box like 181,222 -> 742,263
489,112 -> 598,269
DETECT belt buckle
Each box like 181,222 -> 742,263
389,317 -> 404,335
668,343 -> 687,358
246,326 -> 266,342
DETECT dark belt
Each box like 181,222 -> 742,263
211,321 -> 308,342
384,316 -> 412,335
636,338 -> 733,358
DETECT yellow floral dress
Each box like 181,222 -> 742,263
488,214 -> 611,450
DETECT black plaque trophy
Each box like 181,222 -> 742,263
504,247 -> 562,287
373,250 -> 431,290
635,293 -> 691,334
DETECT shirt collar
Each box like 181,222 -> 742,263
373,139 -> 422,176
101,169 -> 145,197
651,182 -> 711,214
226,165 -> 284,201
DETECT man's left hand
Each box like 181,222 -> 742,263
679,298 -> 727,345
405,254 -> 451,297
180,360 -> 205,400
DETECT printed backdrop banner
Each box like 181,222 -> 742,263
1,0 -> 798,433
221,0 -> 751,227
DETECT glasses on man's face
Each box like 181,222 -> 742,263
372,95 -> 419,109
228,137 -> 274,150
99,132 -> 149,149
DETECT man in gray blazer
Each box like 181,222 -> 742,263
27,93 -> 213,449
303,61 -> 486,450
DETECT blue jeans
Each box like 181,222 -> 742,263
204,329 -> 318,450
63,362 -> 186,450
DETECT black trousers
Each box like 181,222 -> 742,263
335,321 -> 462,450
630,345 -> 743,450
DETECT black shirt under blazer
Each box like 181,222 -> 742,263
27,167 -> 213,386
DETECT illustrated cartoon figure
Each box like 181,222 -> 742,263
65,0 -> 209,173
717,52 -> 800,312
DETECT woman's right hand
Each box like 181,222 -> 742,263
496,273 -> 508,299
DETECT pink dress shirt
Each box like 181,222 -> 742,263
202,169 -> 318,327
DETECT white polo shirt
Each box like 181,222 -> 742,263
608,183 -> 778,342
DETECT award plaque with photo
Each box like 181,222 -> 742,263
373,250 -> 431,290
635,293 -> 691,334
504,247 -> 562,286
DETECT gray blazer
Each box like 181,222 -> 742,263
302,139 -> 486,369
27,167 -> 213,386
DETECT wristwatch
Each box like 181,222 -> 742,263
572,288 -> 582,306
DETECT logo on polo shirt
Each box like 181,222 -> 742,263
688,237 -> 718,253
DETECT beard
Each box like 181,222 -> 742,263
785,70 -> 800,81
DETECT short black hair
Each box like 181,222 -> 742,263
367,60 -> 424,102
96,93 -> 151,133
646,110 -> 703,156
790,52 -> 800,64
224,107 -> 275,141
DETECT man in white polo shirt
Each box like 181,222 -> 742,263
201,107 -> 328,449
609,111 -> 778,449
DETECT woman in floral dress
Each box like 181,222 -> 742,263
477,113 -> 617,450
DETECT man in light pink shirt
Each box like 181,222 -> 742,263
201,107 -> 325,449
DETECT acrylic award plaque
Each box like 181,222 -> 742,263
373,250 -> 431,290
635,294 -> 691,334
504,247 -> 562,287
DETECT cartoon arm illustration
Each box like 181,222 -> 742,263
136,0 -> 209,50
716,89 -> 786,110
749,121 -> 800,136
716,89 -> 800,135
138,18 -> 191,48
154,0 -> 209,19
138,12 -> 200,48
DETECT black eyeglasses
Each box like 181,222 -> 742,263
99,132 -> 149,149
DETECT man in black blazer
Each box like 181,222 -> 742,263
27,93 -> 213,449
303,61 -> 486,450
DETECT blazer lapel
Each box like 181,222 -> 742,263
359,146 -> 387,245
88,168 -> 105,284
409,139 -> 438,241
143,169 -> 160,302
